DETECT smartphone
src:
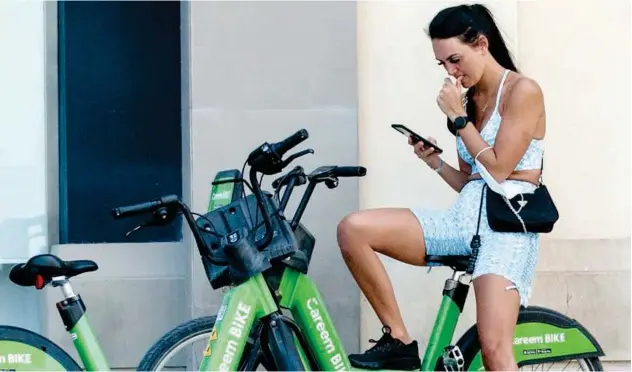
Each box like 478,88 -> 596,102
391,124 -> 443,154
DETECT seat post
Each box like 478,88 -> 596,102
52,276 -> 76,299
456,271 -> 472,285
442,270 -> 471,314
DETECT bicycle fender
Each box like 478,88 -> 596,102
262,313 -> 308,371
455,305 -> 605,371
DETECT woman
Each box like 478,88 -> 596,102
338,4 -> 545,371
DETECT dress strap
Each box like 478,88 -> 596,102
493,69 -> 510,109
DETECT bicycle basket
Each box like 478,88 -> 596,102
196,190 -> 299,289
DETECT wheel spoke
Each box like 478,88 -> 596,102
518,358 -> 595,372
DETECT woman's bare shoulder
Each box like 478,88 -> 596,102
506,73 -> 544,104
501,72 -> 546,137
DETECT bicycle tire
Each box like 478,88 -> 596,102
137,315 -> 273,371
0,325 -> 82,371
451,306 -> 604,371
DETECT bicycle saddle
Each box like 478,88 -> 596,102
425,255 -> 470,271
9,254 -> 98,289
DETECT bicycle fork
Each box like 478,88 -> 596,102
198,274 -> 310,371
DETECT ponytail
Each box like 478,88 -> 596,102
469,4 -> 518,72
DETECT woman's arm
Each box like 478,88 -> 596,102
434,154 -> 471,193
411,136 -> 471,193
457,78 -> 543,183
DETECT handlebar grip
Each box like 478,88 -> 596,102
112,194 -> 179,219
332,166 -> 367,177
272,129 -> 309,156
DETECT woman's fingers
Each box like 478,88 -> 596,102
420,147 -> 435,158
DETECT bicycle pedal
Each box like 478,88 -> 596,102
441,345 -> 465,372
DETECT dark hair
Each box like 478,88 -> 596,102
428,4 -> 518,134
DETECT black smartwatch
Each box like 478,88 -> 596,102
453,116 -> 469,131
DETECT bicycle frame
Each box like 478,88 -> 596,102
197,264 -> 471,372
198,274 -> 279,371
53,277 -> 110,371
278,266 -> 472,371
198,262 -> 605,372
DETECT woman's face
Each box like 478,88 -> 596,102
432,36 -> 487,88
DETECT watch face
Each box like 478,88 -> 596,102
455,117 -> 467,129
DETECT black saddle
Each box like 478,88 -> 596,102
9,254 -> 98,289
425,255 -> 471,271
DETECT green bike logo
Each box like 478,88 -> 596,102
306,297 -> 345,371
0,354 -> 32,365
219,302 -> 252,371
514,332 -> 566,345
212,190 -> 232,201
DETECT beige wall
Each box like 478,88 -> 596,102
357,0 -> 630,365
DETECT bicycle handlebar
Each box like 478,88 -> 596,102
112,195 -> 224,265
271,129 -> 309,158
329,166 -> 366,178
112,195 -> 179,219
246,129 -> 311,176
111,129 -> 366,268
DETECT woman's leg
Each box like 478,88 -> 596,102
337,207 -> 427,343
473,274 -> 521,371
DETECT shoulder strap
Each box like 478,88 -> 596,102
493,69 -> 510,109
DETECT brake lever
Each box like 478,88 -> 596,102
325,177 -> 339,189
124,207 -> 175,238
281,148 -> 314,168
125,224 -> 145,237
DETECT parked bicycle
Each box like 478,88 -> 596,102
1,256 -> 109,371
129,129 -> 605,371
1,129 -> 605,371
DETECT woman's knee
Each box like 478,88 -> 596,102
474,275 -> 520,367
337,211 -> 368,248
337,208 -> 426,257
478,329 -> 513,367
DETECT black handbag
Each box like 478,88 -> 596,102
480,159 -> 559,234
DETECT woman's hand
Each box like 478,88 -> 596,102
409,136 -> 441,169
437,77 -> 467,122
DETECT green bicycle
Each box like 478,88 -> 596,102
123,129 -> 605,371
1,256 -> 109,371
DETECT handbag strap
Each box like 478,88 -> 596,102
539,151 -> 544,186
467,184 -> 486,275
475,185 -> 485,238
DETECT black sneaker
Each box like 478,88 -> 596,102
348,325 -> 421,370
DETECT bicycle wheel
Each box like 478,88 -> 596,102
462,349 -> 602,371
0,325 -> 82,371
137,315 -> 273,371
453,306 -> 604,371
